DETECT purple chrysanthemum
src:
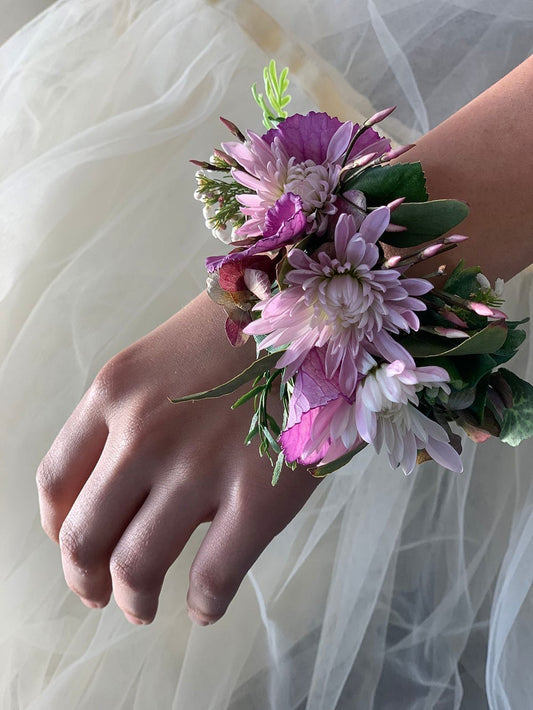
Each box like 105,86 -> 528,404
244,209 -> 433,396
222,111 -> 391,240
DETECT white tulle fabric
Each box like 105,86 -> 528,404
1,1 -> 532,708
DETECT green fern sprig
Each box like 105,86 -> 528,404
252,60 -> 292,130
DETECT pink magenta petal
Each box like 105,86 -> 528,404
280,408 -> 331,465
287,349 -> 344,428
263,193 -> 306,239
262,112 -> 390,165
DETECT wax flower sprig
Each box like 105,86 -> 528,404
174,60 -> 533,484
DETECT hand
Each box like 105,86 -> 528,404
36,292 -> 320,625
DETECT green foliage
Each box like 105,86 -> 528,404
169,352 -> 280,403
401,322 -> 508,358
443,260 -> 482,299
310,442 -> 368,477
195,173 -> 250,230
498,368 -> 533,446
491,326 -> 528,365
342,162 -> 428,205
379,199 -> 469,248
234,368 -> 291,477
252,60 -> 292,130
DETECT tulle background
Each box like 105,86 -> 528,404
1,1 -> 532,708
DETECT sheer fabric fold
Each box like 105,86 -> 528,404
1,1 -> 532,708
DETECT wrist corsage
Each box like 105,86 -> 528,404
173,61 -> 533,483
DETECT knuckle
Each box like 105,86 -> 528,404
91,347 -> 139,402
189,564 -> 233,606
110,551 -> 156,594
58,521 -> 91,571
35,453 -> 59,498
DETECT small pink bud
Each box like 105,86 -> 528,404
434,327 -> 469,339
219,116 -> 246,142
213,148 -> 238,167
384,223 -> 407,233
190,159 -> 211,169
354,151 -> 377,168
421,243 -> 445,259
439,309 -> 468,328
382,255 -> 402,269
365,106 -> 396,127
466,301 -> 494,317
387,197 -> 406,211
382,143 -> 416,162
444,234 -> 469,244
488,308 -> 508,320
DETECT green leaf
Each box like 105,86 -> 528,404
342,163 -> 428,205
443,259 -> 482,299
401,322 -> 508,358
169,352 -> 280,403
244,424 -> 259,445
261,424 -> 281,453
379,199 -> 469,247
498,368 -> 533,446
253,60 -> 291,129
469,373 -> 491,423
491,327 -> 527,365
310,442 -> 368,477
271,451 -> 285,486
231,384 -> 265,409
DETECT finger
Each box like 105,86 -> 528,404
109,484 -> 216,625
58,436 -> 152,608
186,470 -> 319,626
36,389 -> 108,542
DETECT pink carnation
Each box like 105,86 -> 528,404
222,111 -> 391,241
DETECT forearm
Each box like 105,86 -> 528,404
393,55 -> 533,283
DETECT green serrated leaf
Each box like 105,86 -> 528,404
498,368 -> 533,446
271,451 -> 285,486
401,322 -> 508,358
379,199 -> 469,248
342,163 -> 428,205
310,442 -> 368,477
169,352 -> 280,403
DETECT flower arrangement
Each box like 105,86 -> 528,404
174,61 -> 533,483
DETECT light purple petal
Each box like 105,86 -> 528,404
326,121 -> 354,163
359,207 -> 390,244
287,349 -> 343,428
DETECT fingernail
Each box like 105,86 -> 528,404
80,597 -> 103,610
187,607 -> 216,627
123,611 -> 151,626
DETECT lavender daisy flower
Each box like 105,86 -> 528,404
222,111 -> 391,240
354,360 -> 463,474
244,209 -> 433,396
